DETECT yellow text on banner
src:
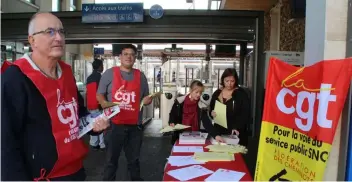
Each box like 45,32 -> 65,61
255,121 -> 331,181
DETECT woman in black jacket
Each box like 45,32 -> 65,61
209,68 -> 250,146
168,80 -> 213,144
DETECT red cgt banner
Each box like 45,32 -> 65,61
255,57 -> 352,181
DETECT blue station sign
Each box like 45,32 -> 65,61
93,47 -> 104,55
82,3 -> 144,23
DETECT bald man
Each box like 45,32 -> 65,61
1,12 -> 110,181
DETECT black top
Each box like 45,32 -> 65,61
86,70 -> 101,86
208,88 -> 251,144
1,65 -> 91,181
86,70 -> 102,110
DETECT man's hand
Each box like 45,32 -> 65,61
142,95 -> 152,105
92,117 -> 110,132
215,135 -> 225,143
211,110 -> 217,118
232,129 -> 240,136
100,101 -> 115,109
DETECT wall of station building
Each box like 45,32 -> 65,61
1,0 -> 95,69
264,0 -> 305,52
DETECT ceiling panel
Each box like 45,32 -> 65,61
222,0 -> 278,11
1,10 -> 260,43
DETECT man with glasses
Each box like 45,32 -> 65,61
1,12 -> 110,181
97,44 -> 152,181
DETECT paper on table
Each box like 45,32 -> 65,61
160,124 -> 191,133
205,168 -> 245,182
205,144 -> 248,154
214,100 -> 227,128
173,146 -> 204,153
168,156 -> 205,166
193,152 -> 234,162
167,165 -> 214,181
174,124 -> 191,130
210,135 -> 240,145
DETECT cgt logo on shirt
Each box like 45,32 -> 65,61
56,89 -> 79,129
114,90 -> 136,105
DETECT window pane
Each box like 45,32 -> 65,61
52,0 -> 59,11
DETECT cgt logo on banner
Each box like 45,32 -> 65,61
255,57 -> 352,181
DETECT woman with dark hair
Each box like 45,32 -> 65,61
208,68 -> 250,146
168,80 -> 213,144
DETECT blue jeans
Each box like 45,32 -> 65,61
89,133 -> 105,148
103,124 -> 143,181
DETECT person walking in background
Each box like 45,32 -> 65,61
86,58 -> 106,150
1,60 -> 12,73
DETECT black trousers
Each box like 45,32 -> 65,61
102,124 -> 143,181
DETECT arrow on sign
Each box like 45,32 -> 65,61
269,169 -> 290,181
84,6 -> 89,12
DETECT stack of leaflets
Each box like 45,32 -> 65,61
179,131 -> 208,145
210,135 -> 240,145
78,105 -> 120,138
205,144 -> 248,154
160,124 -> 190,133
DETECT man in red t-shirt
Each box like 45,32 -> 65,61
97,44 -> 152,181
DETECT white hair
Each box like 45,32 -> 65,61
28,12 -> 51,35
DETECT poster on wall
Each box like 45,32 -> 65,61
255,57 -> 352,181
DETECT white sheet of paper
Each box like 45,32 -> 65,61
167,165 -> 213,181
168,156 -> 205,167
205,168 -> 245,182
172,146 -> 204,153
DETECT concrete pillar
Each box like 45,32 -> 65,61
305,0 -> 348,65
239,42 -> 247,85
61,0 -> 71,11
269,4 -> 281,51
304,0 -> 349,180
36,0 -> 52,11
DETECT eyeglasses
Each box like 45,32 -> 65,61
32,28 -> 66,37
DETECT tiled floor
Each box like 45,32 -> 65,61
83,135 -> 173,181
144,119 -> 163,137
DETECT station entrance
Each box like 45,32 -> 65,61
1,9 -> 265,138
